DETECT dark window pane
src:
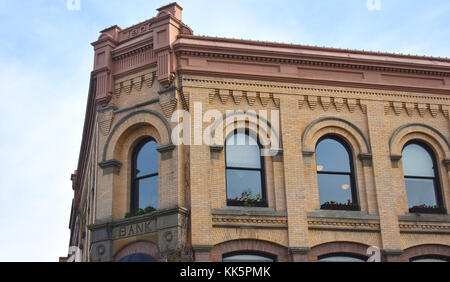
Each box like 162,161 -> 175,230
223,254 -> 274,262
118,253 -> 154,262
318,174 -> 353,205
316,138 -> 351,173
226,133 -> 261,169
226,169 -> 262,200
405,178 -> 437,208
402,144 -> 434,177
138,176 -> 158,210
136,140 -> 158,177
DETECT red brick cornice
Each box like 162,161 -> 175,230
176,34 -> 450,63
175,49 -> 449,77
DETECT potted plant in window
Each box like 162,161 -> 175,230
409,204 -> 445,214
320,200 -> 359,211
227,189 -> 263,207
124,206 -> 157,218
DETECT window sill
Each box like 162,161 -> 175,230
212,207 -> 287,217
307,209 -> 379,220
399,213 -> 450,223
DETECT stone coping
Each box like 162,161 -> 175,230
398,213 -> 450,223
212,207 -> 287,217
307,210 -> 380,221
89,206 -> 189,230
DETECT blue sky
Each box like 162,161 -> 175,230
0,0 -> 448,262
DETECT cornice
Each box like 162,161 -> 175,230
175,49 -> 450,78
177,34 -> 450,64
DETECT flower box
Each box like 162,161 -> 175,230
320,201 -> 360,211
409,205 -> 446,214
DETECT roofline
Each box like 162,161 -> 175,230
177,34 -> 450,63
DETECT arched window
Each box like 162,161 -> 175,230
410,255 -> 449,262
131,138 -> 159,215
318,253 -> 366,262
118,253 -> 154,262
223,252 -> 275,262
315,135 -> 358,210
402,141 -> 444,214
225,130 -> 267,207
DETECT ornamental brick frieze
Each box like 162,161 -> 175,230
298,95 -> 367,113
181,77 -> 450,105
97,106 -> 117,136
307,218 -> 380,232
208,89 -> 279,108
212,215 -> 288,229
383,101 -> 449,118
159,94 -> 178,119
114,71 -> 156,98
399,223 -> 450,234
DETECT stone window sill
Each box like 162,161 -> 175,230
398,213 -> 450,223
307,209 -> 379,220
212,207 -> 287,217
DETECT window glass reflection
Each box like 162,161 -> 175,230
402,144 -> 434,177
138,176 -> 158,210
319,256 -> 365,262
411,258 -> 448,262
136,140 -> 159,177
315,136 -> 357,210
223,254 -> 274,262
225,131 -> 266,207
318,174 -> 353,205
402,142 -> 442,211
226,170 -> 262,200
316,138 -> 351,173
226,133 -> 261,169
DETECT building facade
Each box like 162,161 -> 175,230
67,3 -> 450,262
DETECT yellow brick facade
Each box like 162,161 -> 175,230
67,3 -> 450,262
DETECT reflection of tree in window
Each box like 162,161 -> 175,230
131,138 -> 159,215
315,136 -> 358,210
225,131 -> 267,207
402,142 -> 444,213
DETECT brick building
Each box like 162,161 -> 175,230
67,3 -> 450,262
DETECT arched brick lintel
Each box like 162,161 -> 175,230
114,240 -> 160,262
401,244 -> 450,262
210,239 -> 290,262
390,123 -> 450,158
302,117 -> 371,154
307,241 -> 370,262
103,110 -> 172,162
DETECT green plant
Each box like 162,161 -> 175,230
240,189 -> 262,207
124,206 -> 157,218
144,206 -> 156,213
